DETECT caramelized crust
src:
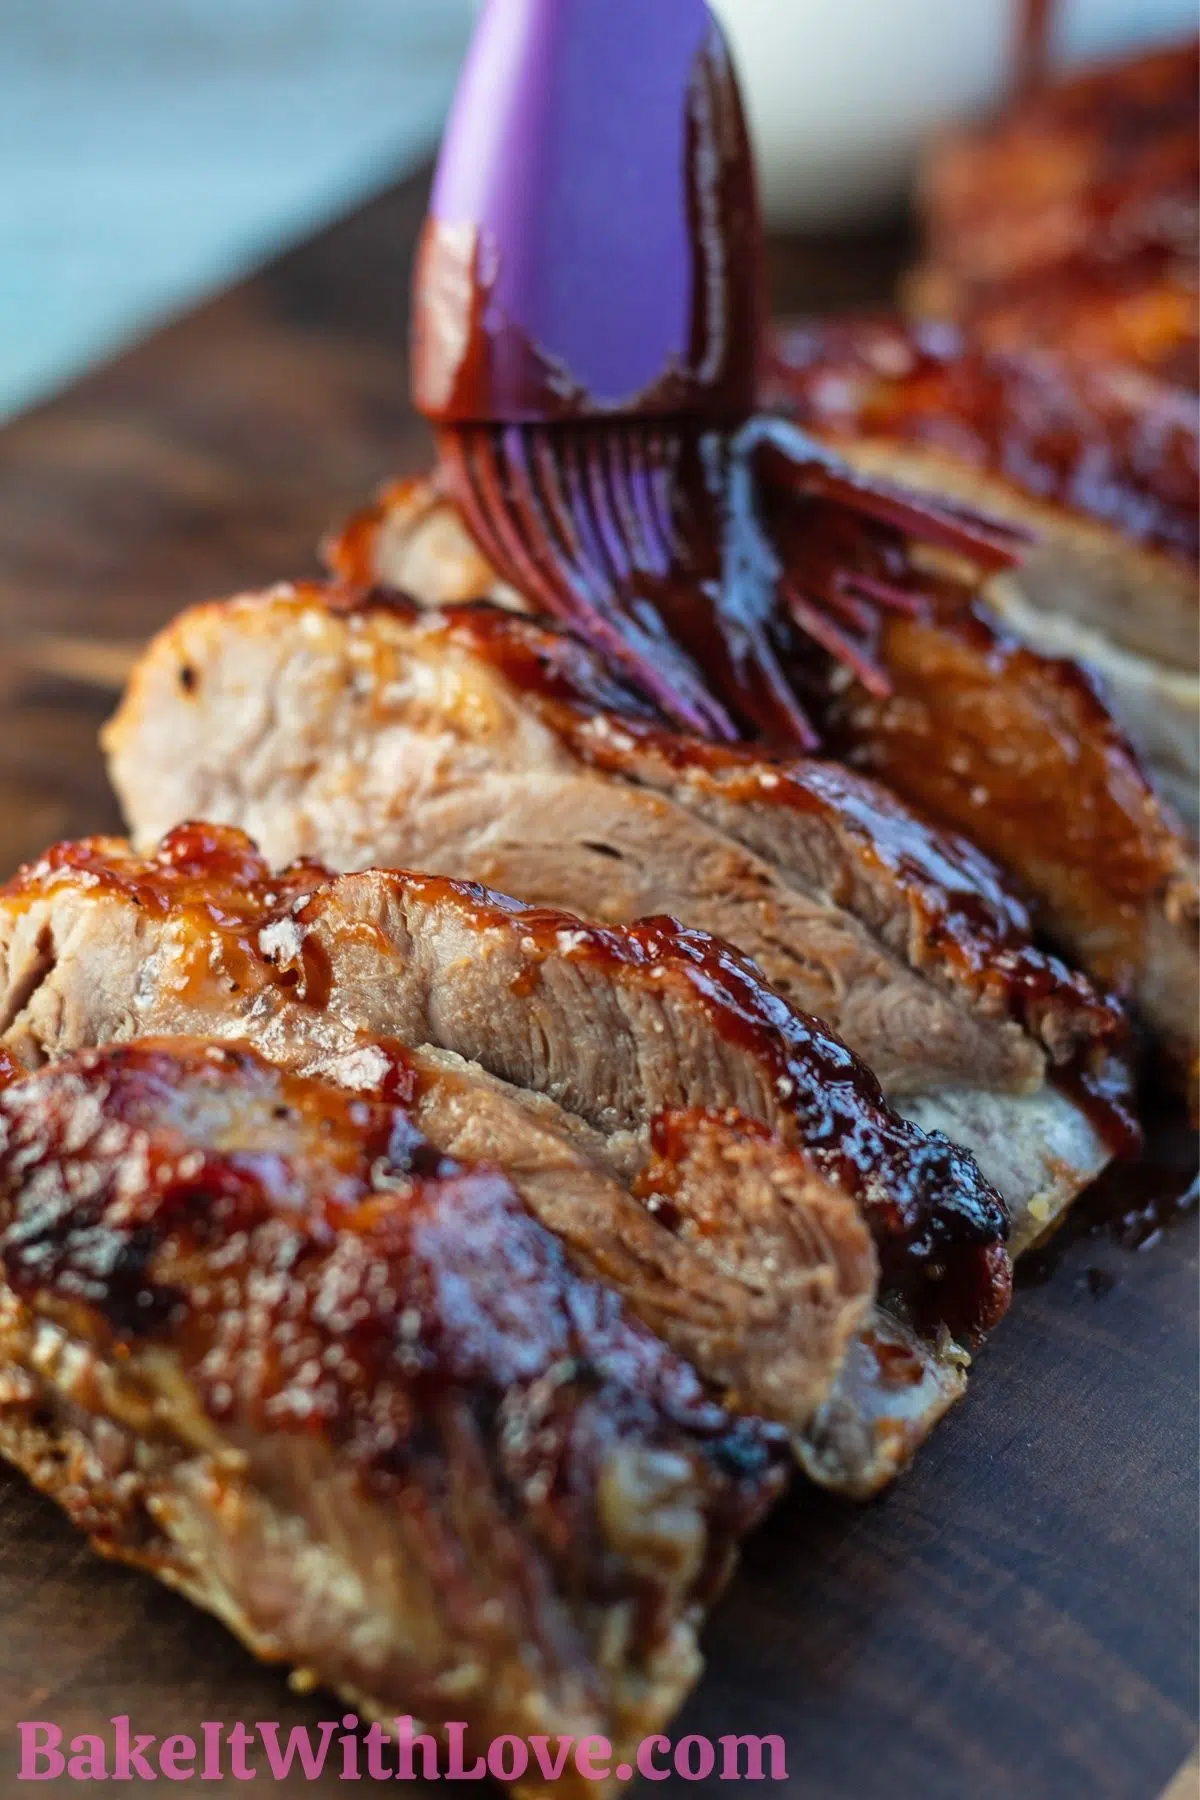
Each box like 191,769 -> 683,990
0,1039 -> 787,1786
766,316 -> 1199,570
812,583 -> 1198,1034
0,823 -> 1008,1337
908,37 -> 1200,386
194,577 -> 1116,1069
321,482 -> 1195,1083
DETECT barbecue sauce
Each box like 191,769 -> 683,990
0,1039 -> 788,1576
1054,1048 -> 1144,1160
1015,0 -> 1057,93
766,318 -> 1200,565
1,825 -> 1011,1339
1018,1101 -> 1198,1288
414,16 -> 760,427
807,583 -> 1195,1006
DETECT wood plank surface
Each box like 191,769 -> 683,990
0,165 -> 1196,1800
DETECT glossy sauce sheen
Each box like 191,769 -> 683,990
0,1040 -> 787,1554
1018,1099 -> 1198,1285
413,19 -> 761,425
438,412 -> 1023,748
766,317 -> 1200,563
326,582 -> 1128,1072
801,577 -> 1191,1000
3,824 -> 1012,1337
416,0 -> 1025,748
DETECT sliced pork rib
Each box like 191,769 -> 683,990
766,317 -> 1200,828
0,861 -> 878,1451
0,1038 -> 788,1791
103,580 -> 1134,1242
0,825 -> 1013,1495
323,482 -> 1196,1096
0,824 -> 1005,1336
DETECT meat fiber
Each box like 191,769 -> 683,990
325,482 -> 1196,1098
103,579 -> 1135,1241
0,825 -> 1012,1494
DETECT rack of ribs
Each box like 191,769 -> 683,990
0,1037 -> 790,1794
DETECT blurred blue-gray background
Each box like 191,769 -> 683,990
1,0 -> 474,420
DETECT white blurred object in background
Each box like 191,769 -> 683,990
713,0 -> 1197,226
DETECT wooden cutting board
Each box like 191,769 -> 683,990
0,166 -> 1195,1800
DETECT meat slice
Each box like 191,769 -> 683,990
320,1040 -> 876,1437
0,824 -> 1006,1337
323,482 -> 1196,1097
766,317 -> 1200,826
0,826 -> 1001,1496
0,1038 -> 788,1791
103,581 -> 1132,1242
810,585 -> 1199,1097
905,37 -> 1200,387
0,856 -> 878,1444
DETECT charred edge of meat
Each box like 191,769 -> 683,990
0,1039 -> 788,1750
764,315 -> 1200,565
800,580 -> 1195,934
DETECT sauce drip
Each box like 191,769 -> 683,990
418,0 -> 1025,747
1053,1050 -> 1143,1160
1015,0 -> 1058,94
1018,1106 -> 1197,1289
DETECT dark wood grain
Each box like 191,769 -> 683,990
0,164 -> 1195,1800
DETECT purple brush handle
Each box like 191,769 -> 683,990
413,0 -> 763,425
